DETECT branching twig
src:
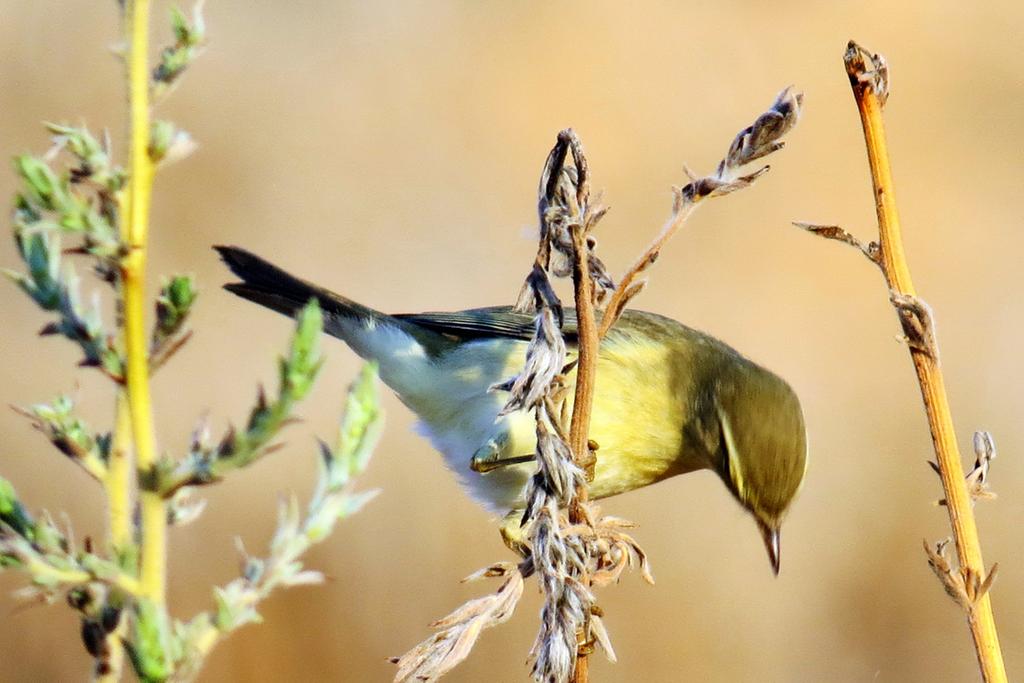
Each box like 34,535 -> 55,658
797,41 -> 1006,683
390,562 -> 527,682
150,274 -> 197,373
172,363 -> 381,680
154,301 -> 324,497
0,478 -> 141,599
12,397 -> 110,483
599,87 -> 802,337
792,222 -> 880,266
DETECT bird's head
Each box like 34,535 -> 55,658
712,364 -> 807,575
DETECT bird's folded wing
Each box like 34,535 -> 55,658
395,306 -> 582,341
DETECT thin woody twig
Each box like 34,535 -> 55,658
564,140 -> 599,683
568,216 -> 600,488
792,222 -> 881,266
802,40 -> 1006,683
599,87 -> 802,338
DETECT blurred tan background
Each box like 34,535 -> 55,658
2,1 -> 1023,681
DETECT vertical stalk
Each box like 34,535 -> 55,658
568,223 -> 598,494
96,392 -> 134,681
567,222 -> 597,683
122,0 -> 166,605
845,42 -> 1006,683
106,392 -> 133,560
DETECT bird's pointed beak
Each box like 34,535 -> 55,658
757,519 -> 781,575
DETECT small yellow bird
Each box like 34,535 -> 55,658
216,246 -> 807,574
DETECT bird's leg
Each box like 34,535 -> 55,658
470,432 -> 536,473
499,510 -> 531,557
471,452 -> 536,473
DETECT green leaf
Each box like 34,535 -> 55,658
14,155 -> 65,211
169,6 -> 191,44
170,4 -> 205,47
153,273 -> 197,342
45,123 -> 103,162
0,477 -> 35,541
168,274 -> 197,310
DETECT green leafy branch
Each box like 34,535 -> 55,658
0,477 -> 139,597
152,2 -> 206,99
135,363 -> 382,681
7,201 -> 124,380
155,300 -> 325,496
150,274 -> 197,372
12,395 -> 112,482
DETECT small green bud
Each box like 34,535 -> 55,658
154,274 -> 197,337
15,155 -> 64,211
149,120 -> 175,163
282,300 -> 323,400
153,4 -> 205,91
151,121 -> 197,166
170,5 -> 205,47
213,586 -> 261,631
338,362 -> 382,478
45,123 -> 104,164
167,274 -> 197,312
13,193 -> 42,225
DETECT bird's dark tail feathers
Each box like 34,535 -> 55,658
217,243 -> 459,356
216,244 -> 454,364
216,245 -> 454,404
215,245 -> 383,326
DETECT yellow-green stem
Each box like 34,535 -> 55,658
123,0 -> 165,605
126,0 -> 153,249
845,41 -> 1006,683
98,392 -> 133,682
106,392 -> 133,555
20,555 -> 141,597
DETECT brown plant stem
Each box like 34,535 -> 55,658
568,218 -> 596,683
598,203 -> 692,339
540,128 -> 600,683
568,220 -> 599,491
844,40 -> 1006,683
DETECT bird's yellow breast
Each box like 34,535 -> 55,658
488,334 -> 702,503
403,327 -> 710,511
586,337 -> 696,497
